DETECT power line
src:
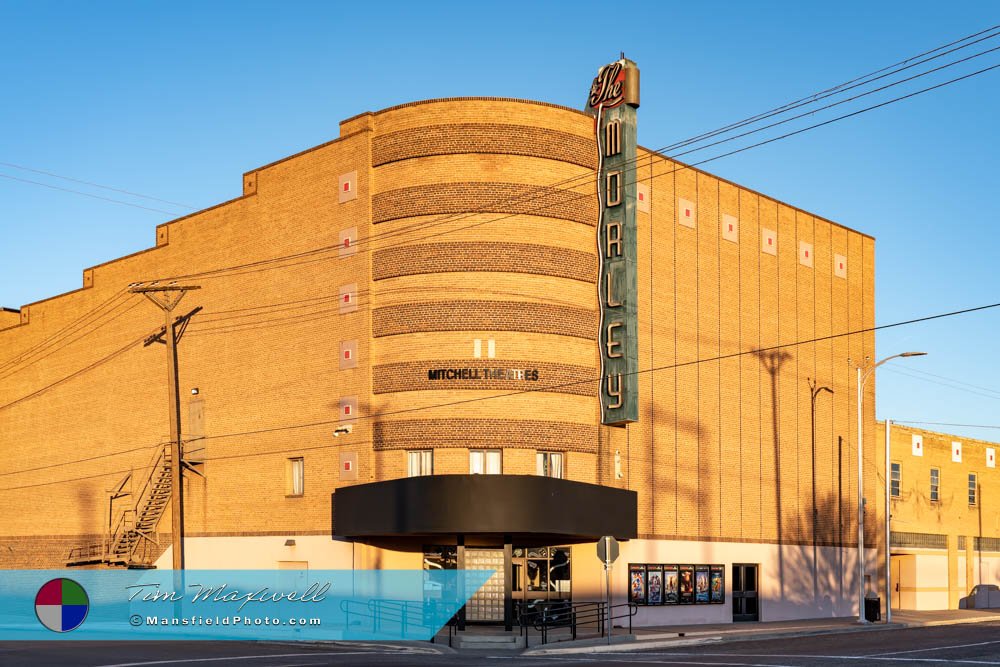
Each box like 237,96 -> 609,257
0,161 -> 194,209
0,173 -> 176,215
0,296 -> 143,381
2,22 -> 989,296
139,53 -> 1000,288
892,420 -> 1000,431
883,364 -> 1000,397
6,62 -> 997,416
660,26 -> 1000,154
358,27 -> 1000,253
0,290 -> 136,375
0,440 -> 165,478
1,24 -> 991,239
0,303 -> 1000,491
5,299 -> 999,490
0,332 -> 151,414
339,56 -> 1000,262
188,285 -> 588,334
668,43 -> 1000,161
5,41 -> 999,475
0,281 -> 585,380
344,30 -> 1000,252
192,300 -> 1000,441
200,293 -> 343,318
881,366 -> 1000,401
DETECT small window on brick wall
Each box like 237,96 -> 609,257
969,473 -> 978,506
537,452 -> 564,478
890,462 -> 901,498
473,338 -> 496,359
470,449 -> 501,475
408,450 -> 433,477
286,457 -> 304,497
930,468 -> 940,502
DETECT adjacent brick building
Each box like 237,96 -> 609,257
885,421 -> 1000,610
0,64 -> 882,625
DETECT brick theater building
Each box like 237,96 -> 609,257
0,60 -> 882,626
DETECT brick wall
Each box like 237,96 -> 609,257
886,422 -> 1000,542
0,96 -> 877,567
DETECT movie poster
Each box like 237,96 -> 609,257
664,565 -> 679,604
629,564 -> 646,605
710,565 -> 724,604
646,566 -> 663,605
678,565 -> 694,604
695,565 -> 710,603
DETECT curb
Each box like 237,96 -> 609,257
525,636 -> 723,655
898,615 -> 1000,628
260,640 -> 455,655
523,614 -> 1000,655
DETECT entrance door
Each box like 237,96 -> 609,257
511,547 -> 572,608
732,563 -> 759,622
466,548 -> 505,622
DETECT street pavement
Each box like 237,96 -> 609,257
1,611 -> 999,666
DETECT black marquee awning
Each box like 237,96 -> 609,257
333,474 -> 637,543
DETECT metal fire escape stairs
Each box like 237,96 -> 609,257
67,440 -> 204,568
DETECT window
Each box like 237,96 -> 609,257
537,452 -> 564,479
407,450 -> 433,477
890,462 -> 901,498
969,473 -> 978,506
470,449 -> 501,474
930,468 -> 940,502
286,457 -> 304,496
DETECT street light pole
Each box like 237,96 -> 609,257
885,418 -> 892,624
856,363 -> 864,624
851,351 -> 926,624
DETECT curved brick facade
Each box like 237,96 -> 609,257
372,242 -> 597,283
373,418 -> 598,454
372,181 -> 597,227
372,123 -> 597,169
371,301 -> 597,339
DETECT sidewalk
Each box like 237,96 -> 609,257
522,608 -> 1000,655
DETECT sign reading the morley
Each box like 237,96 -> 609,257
587,58 -> 640,425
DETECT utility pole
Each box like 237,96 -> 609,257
131,284 -> 201,571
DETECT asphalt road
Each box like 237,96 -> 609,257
2,621 -> 999,666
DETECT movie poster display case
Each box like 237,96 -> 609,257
628,563 -> 725,605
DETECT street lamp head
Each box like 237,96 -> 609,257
900,351 -> 927,357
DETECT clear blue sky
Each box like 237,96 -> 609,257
1,2 -> 998,440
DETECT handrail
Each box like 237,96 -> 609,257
108,444 -> 170,563
69,443 -> 172,566
370,598 -> 425,636
519,600 -> 637,645
339,598 -> 435,639
67,543 -> 104,562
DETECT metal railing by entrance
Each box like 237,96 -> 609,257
517,599 -> 637,645
340,598 -> 442,640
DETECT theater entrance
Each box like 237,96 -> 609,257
510,546 -> 572,608
339,475 -> 637,629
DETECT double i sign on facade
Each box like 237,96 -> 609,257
587,58 -> 639,426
